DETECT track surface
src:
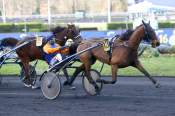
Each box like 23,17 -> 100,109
0,76 -> 175,116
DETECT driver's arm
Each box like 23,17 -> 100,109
43,43 -> 61,54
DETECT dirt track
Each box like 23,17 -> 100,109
0,76 -> 175,116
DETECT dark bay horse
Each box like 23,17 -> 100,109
0,24 -> 81,87
66,21 -> 160,92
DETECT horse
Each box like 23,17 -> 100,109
63,29 -> 134,85
0,24 -> 81,87
65,21 -> 160,93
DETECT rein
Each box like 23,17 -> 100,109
74,34 -> 81,40
72,34 -> 82,44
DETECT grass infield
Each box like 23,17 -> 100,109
0,55 -> 175,77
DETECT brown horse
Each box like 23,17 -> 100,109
66,21 -> 160,92
1,24 -> 81,87
63,29 -> 134,85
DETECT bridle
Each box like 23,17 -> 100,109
66,26 -> 82,44
142,22 -> 154,43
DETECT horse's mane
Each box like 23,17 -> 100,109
1,37 -> 18,47
132,24 -> 151,42
17,36 -> 36,45
120,29 -> 134,41
134,24 -> 145,31
50,26 -> 66,34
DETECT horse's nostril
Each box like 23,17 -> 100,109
156,42 -> 160,46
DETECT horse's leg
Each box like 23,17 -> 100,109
111,64 -> 118,84
84,62 -> 100,93
62,68 -> 70,83
134,61 -> 160,88
20,59 -> 31,87
138,45 -> 147,56
62,68 -> 77,89
96,64 -> 118,84
64,64 -> 85,86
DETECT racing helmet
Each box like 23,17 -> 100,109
49,37 -> 56,45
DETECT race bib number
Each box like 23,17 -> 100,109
54,54 -> 62,61
36,36 -> 43,46
103,39 -> 109,51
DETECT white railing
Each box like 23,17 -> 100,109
1,12 -> 175,23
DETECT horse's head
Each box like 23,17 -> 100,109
50,26 -> 67,46
142,20 -> 160,48
66,23 -> 82,43
50,24 -> 82,46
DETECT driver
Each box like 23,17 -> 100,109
43,37 -> 76,90
43,38 -> 69,66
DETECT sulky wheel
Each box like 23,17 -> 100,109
82,69 -> 103,96
41,72 -> 61,100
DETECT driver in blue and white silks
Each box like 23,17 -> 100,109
43,38 -> 69,66
43,37 -> 76,89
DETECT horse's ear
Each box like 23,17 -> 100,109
148,21 -> 150,25
67,23 -> 74,27
142,20 -> 146,25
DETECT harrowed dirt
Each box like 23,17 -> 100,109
0,76 -> 175,116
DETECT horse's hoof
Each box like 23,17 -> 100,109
23,83 -> 31,88
155,83 -> 161,88
63,81 -> 69,86
23,79 -> 32,87
95,88 -> 101,95
96,79 -> 102,83
96,92 -> 100,96
64,85 -> 76,90
111,80 -> 116,84
31,84 -> 40,89
69,85 -> 76,90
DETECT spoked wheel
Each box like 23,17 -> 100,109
20,65 -> 37,87
82,69 -> 103,96
41,72 -> 61,100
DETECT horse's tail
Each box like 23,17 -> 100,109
0,37 -> 19,48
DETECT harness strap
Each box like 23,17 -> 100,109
108,35 -> 120,61
123,41 -> 129,47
